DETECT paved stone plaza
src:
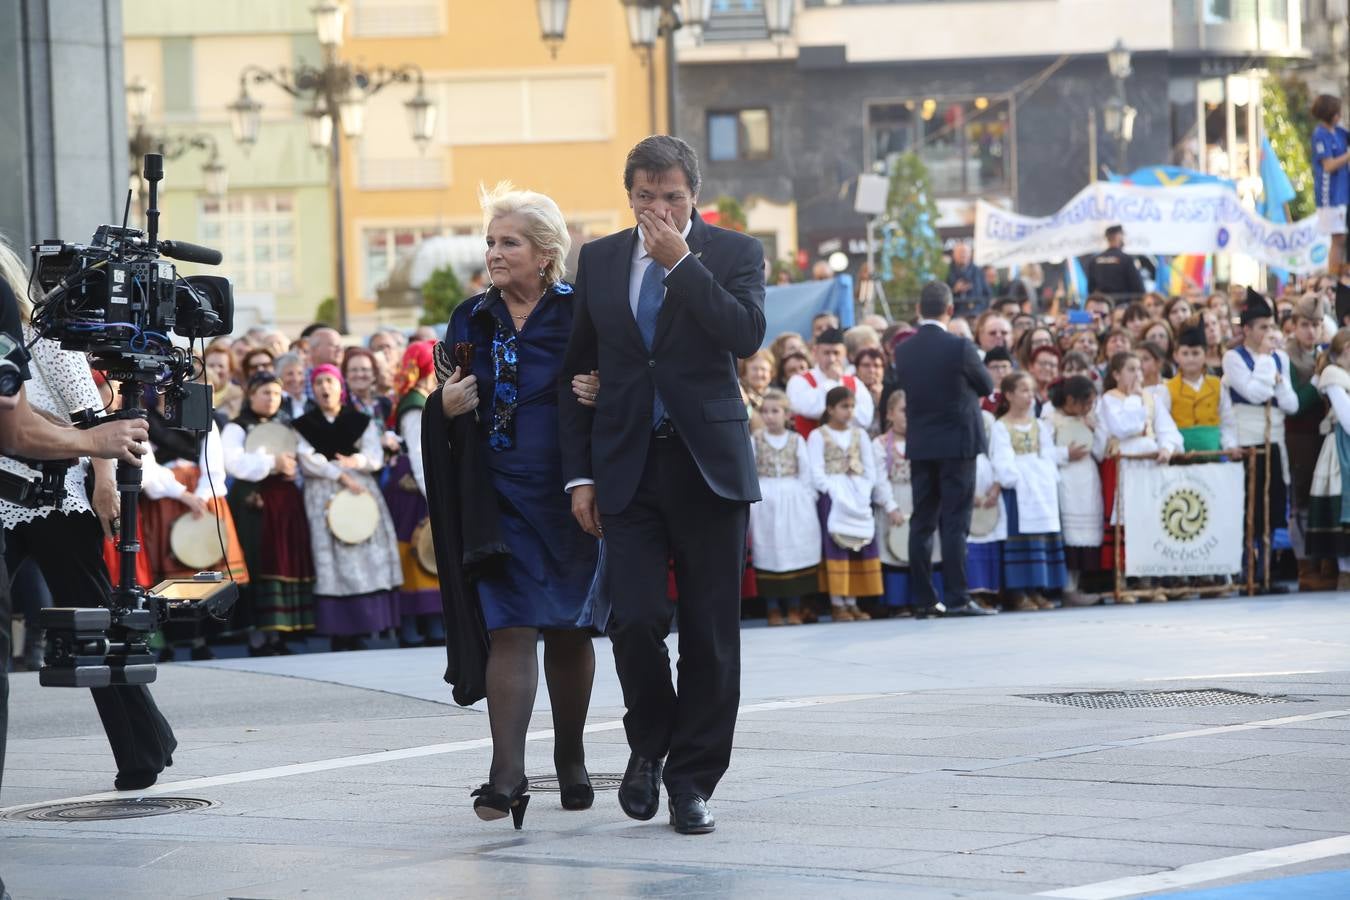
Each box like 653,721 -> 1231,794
3,592 -> 1349,898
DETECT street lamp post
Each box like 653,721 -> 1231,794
226,1 -> 436,334
1104,39 -> 1136,175
125,76 -> 229,212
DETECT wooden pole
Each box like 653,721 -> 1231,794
1263,404 -> 1273,593
1246,446 -> 1257,597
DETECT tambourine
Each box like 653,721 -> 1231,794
887,519 -> 911,564
326,489 -> 379,544
970,502 -> 1000,538
169,512 -> 226,569
244,421 -> 298,456
412,517 -> 437,575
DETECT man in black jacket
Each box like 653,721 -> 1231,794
559,136 -> 765,835
1086,224 -> 1145,302
893,281 -> 997,618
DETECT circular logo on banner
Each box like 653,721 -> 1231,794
1312,244 -> 1329,265
1161,488 -> 1208,542
1216,228 -> 1230,249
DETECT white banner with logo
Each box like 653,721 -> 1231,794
1122,462 -> 1246,577
974,182 -> 1331,274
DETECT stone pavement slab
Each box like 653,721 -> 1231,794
2,592 -> 1349,898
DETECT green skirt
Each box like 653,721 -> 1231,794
1179,425 -> 1222,453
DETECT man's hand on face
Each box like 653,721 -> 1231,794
639,209 -> 690,271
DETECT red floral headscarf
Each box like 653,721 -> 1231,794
389,340 -> 436,427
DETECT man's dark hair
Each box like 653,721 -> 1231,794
1105,225 -> 1125,240
624,135 -> 702,196
299,322 -> 327,339
1085,292 -> 1114,310
918,280 -> 953,319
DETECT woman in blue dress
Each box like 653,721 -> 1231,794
440,184 -> 602,829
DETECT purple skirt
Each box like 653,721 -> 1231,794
315,589 -> 400,636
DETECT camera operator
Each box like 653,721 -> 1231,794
0,243 -> 150,814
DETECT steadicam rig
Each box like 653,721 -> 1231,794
27,153 -> 238,689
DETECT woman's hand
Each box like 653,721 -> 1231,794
1067,442 -> 1090,462
92,463 -> 119,540
179,493 -> 209,518
339,472 -> 367,495
380,431 -> 401,453
572,370 -> 600,408
274,452 -> 297,480
1156,447 -> 1174,464
441,365 -> 479,417
335,453 -> 363,469
887,509 -> 906,527
982,485 -> 1002,508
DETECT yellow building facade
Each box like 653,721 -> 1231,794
342,0 -> 670,328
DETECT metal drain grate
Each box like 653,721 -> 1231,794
1018,689 -> 1310,709
525,773 -> 624,793
4,797 -> 217,822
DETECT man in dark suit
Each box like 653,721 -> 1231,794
1086,224 -> 1145,302
559,136 -> 766,835
893,281 -> 997,619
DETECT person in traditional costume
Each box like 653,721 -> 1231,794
786,328 -> 873,436
1162,326 -> 1234,454
429,184 -> 602,829
1095,352 -> 1184,603
991,372 -> 1068,610
381,340 -> 445,647
806,385 -> 884,621
141,395 -> 249,661
1286,296 -> 1335,590
1307,328 -> 1350,589
293,364 -> 402,650
749,389 -> 820,625
1221,289 -> 1299,589
221,371 -> 315,655
872,390 -> 944,613
1046,375 -> 1103,605
966,409 -> 1012,609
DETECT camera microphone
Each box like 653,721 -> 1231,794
159,240 -> 223,266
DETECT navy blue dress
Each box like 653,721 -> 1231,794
447,285 -> 600,631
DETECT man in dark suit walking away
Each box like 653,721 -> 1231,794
893,281 -> 998,619
559,136 -> 766,835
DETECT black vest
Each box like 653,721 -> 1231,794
293,407 -> 371,458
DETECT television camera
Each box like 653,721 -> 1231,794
26,153 -> 238,689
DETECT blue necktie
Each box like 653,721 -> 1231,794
635,257 -> 667,427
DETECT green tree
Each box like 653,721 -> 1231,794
420,264 -> 466,326
715,195 -> 748,232
1263,75 -> 1316,221
313,296 -> 338,328
878,152 -> 945,320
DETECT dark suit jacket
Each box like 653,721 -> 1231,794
893,323 -> 993,461
559,212 -> 766,515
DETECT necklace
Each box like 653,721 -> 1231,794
507,288 -> 548,322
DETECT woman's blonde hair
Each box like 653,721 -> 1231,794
0,233 -> 38,323
1317,327 -> 1350,375
480,181 -> 572,286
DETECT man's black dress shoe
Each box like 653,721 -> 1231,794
913,602 -> 946,620
668,794 -> 715,835
618,753 -> 663,821
945,602 -> 998,617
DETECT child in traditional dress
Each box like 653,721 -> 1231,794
1096,351 -> 1184,603
807,386 -> 884,621
991,372 -> 1068,610
1307,328 -> 1350,589
873,391 -> 942,614
750,389 -> 821,625
1047,376 -> 1103,606
967,409 -> 1013,609
1162,326 -> 1233,454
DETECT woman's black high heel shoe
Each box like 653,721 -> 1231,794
471,777 -> 530,829
559,771 -> 594,811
